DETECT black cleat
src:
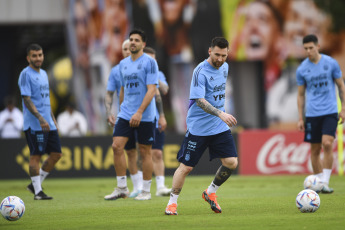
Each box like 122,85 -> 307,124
27,183 -> 35,194
34,191 -> 53,200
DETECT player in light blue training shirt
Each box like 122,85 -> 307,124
104,29 -> 158,202
18,44 -> 62,200
165,37 -> 238,216
296,34 -> 345,194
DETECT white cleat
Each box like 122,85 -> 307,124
104,187 -> 129,200
134,191 -> 151,200
156,186 -> 171,196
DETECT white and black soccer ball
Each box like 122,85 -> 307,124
296,189 -> 320,213
0,196 -> 25,221
303,175 -> 323,193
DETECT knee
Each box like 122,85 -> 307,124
152,150 -> 163,162
178,164 -> 193,175
222,157 -> 238,170
322,140 -> 333,150
112,143 -> 124,155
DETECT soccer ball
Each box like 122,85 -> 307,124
296,189 -> 320,213
0,196 -> 25,221
303,175 -> 323,193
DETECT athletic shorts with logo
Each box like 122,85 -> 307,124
177,130 -> 237,167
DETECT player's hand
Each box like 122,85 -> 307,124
39,117 -> 50,132
297,119 -> 305,132
130,112 -> 142,127
338,109 -> 345,124
219,112 -> 237,127
107,114 -> 116,127
158,116 -> 167,132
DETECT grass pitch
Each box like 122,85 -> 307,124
0,175 -> 344,230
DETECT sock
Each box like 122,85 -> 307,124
40,169 -> 49,183
130,173 -> 140,191
31,175 -> 42,195
207,182 -> 219,194
315,173 -> 323,180
117,176 -> 127,188
156,176 -> 165,189
137,171 -> 143,190
142,180 -> 152,193
168,193 -> 179,205
321,169 -> 332,184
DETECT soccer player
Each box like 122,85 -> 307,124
104,39 -> 143,199
143,47 -> 171,196
296,34 -> 345,193
18,44 -> 62,200
104,29 -> 158,201
165,37 -> 238,215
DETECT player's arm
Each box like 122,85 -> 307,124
22,96 -> 49,132
158,80 -> 169,95
156,88 -> 167,131
196,98 -> 237,127
104,90 -> 116,127
297,85 -> 306,131
130,84 -> 156,127
51,109 -> 58,132
335,77 -> 345,123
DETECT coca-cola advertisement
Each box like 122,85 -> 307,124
239,130 -> 344,175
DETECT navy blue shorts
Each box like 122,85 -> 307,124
114,118 -> 155,146
24,128 -> 62,156
177,130 -> 237,167
304,113 -> 338,143
152,129 -> 165,150
124,131 -> 137,150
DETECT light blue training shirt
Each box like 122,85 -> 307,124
187,59 -> 230,136
296,54 -> 342,117
18,66 -> 57,131
155,71 -> 168,128
118,53 -> 158,122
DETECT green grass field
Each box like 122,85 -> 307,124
0,175 -> 344,230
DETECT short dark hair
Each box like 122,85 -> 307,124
26,43 -> 42,55
129,29 -> 147,43
143,47 -> 156,55
210,37 -> 229,49
303,34 -> 318,44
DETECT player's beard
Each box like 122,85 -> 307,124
130,45 -> 140,54
212,60 -> 224,68
29,59 -> 42,69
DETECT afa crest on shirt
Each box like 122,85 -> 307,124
323,65 -> 329,71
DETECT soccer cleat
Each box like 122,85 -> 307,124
104,187 -> 129,200
27,183 -> 35,194
321,184 -> 334,194
34,191 -> 53,200
134,191 -> 151,200
129,190 -> 141,198
156,186 -> 172,196
202,189 -> 222,213
165,203 -> 178,215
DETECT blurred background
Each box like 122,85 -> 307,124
1,0 -> 345,177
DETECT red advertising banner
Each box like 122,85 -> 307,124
239,130 -> 343,175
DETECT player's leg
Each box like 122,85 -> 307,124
133,121 -> 155,200
105,118 -> 131,200
319,113 -> 337,193
165,131 -> 206,215
152,130 -> 171,196
134,143 -> 153,200
165,163 -> 193,215
203,130 -> 238,213
310,143 -> 322,174
125,145 -> 142,197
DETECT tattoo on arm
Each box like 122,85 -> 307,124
171,188 -> 182,195
23,96 -> 44,122
155,90 -> 164,115
104,91 -> 114,115
196,98 -> 221,117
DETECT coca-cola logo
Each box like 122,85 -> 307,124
257,134 -> 311,174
